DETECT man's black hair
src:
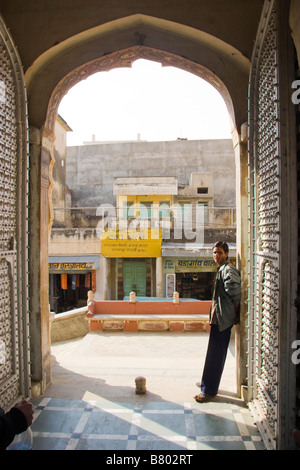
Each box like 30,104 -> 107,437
213,241 -> 229,253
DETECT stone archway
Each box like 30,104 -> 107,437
44,46 -> 237,136
25,14 -> 251,130
30,3 -> 300,449
43,44 -> 239,229
26,16 -> 250,396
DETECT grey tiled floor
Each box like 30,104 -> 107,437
31,396 -> 265,450
30,331 -> 265,451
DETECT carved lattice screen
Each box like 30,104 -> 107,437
248,0 -> 280,447
0,22 -> 29,410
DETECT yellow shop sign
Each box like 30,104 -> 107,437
100,228 -> 162,258
175,258 -> 216,272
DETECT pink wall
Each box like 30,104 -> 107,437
87,300 -> 211,317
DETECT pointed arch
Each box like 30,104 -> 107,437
27,13 -> 252,396
44,45 -> 236,137
25,14 -> 250,133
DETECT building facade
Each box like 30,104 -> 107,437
49,137 -> 236,308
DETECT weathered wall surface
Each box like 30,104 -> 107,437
66,139 -> 236,208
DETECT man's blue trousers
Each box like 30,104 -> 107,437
200,323 -> 232,396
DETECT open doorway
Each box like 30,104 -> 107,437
176,271 -> 214,300
48,57 -> 238,400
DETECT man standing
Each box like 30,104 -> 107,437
194,241 -> 241,403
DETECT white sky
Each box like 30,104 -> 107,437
58,59 -> 232,146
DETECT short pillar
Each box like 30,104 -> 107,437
87,290 -> 94,305
173,291 -> 179,304
135,376 -> 146,394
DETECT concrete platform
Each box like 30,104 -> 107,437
31,330 -> 265,450
46,330 -> 237,402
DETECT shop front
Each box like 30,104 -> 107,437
49,256 -> 99,313
162,245 -> 237,300
163,257 -> 216,300
100,228 -> 161,299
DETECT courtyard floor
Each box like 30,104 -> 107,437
31,330 -> 265,451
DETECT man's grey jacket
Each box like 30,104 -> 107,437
210,262 -> 241,331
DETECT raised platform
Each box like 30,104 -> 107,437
87,295 -> 211,332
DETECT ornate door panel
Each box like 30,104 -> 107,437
0,18 -> 30,410
248,0 -> 297,449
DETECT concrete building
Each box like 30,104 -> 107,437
65,138 -> 236,208
0,0 -> 300,449
49,137 -> 236,307
49,118 -> 101,311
